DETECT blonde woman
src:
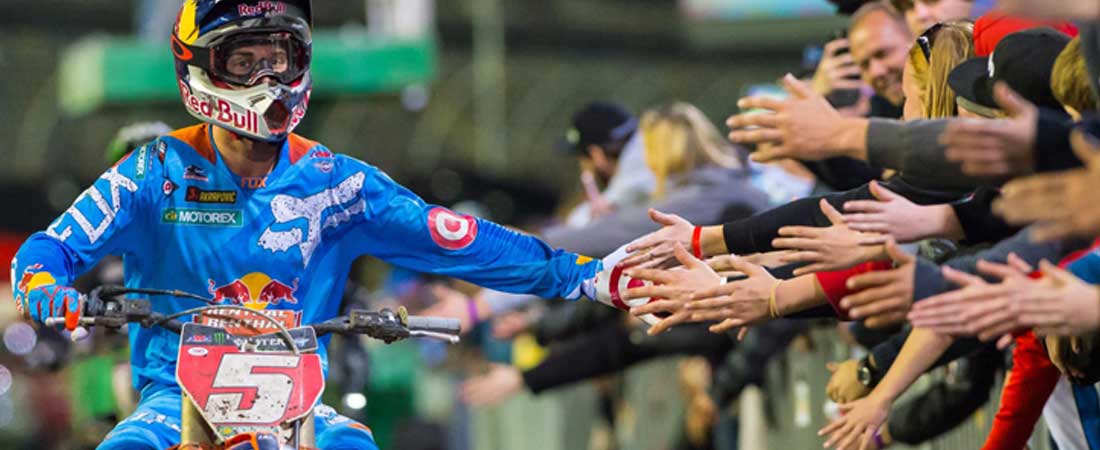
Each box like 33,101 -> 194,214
543,102 -> 787,258
902,20 -> 974,120
641,102 -> 748,200
924,21 -> 975,119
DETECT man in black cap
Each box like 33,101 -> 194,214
948,27 -> 1072,115
559,101 -> 654,226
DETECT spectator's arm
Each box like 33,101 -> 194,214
911,227 -> 1093,302
868,328 -> 985,378
865,328 -> 955,409
950,188 -> 1021,245
531,300 -> 619,347
722,179 -> 965,255
865,119 -> 983,190
887,347 -> 1001,445
522,322 -> 731,394
709,319 -> 811,406
1033,108 -> 1079,172
980,333 -> 1060,450
546,174 -> 766,258
815,261 -> 894,320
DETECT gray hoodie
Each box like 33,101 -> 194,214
544,165 -> 772,258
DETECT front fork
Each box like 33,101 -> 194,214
179,392 -> 214,447
178,392 -> 317,449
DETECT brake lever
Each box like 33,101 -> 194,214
408,330 -> 461,344
43,318 -> 94,342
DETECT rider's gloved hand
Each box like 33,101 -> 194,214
586,244 -> 661,326
23,285 -> 83,331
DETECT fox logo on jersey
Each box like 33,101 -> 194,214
258,172 -> 366,267
207,272 -> 298,310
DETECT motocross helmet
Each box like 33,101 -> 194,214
172,0 -> 313,142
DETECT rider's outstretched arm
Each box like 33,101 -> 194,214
349,162 -> 600,300
12,143 -> 157,313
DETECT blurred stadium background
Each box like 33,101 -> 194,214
0,0 -> 848,229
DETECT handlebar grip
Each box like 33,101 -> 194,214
406,316 -> 461,335
45,317 -> 95,327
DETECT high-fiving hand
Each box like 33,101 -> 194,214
826,359 -> 871,404
843,181 -> 964,243
625,248 -> 776,338
995,130 -> 1100,242
907,254 -> 1035,341
726,74 -> 867,163
622,209 -> 699,269
837,240 -> 916,328
819,393 -> 890,450
623,242 -> 724,335
771,198 -> 888,276
1010,260 -> 1100,337
941,83 -> 1038,177
683,256 -> 777,335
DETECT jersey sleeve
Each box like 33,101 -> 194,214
11,142 -> 159,308
980,332 -> 1060,450
814,261 -> 894,320
349,164 -> 601,299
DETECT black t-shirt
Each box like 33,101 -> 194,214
869,94 -> 904,120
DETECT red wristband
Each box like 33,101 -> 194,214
691,226 -> 703,259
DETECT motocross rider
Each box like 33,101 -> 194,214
10,1 -> 608,448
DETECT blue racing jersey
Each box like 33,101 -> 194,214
12,124 -> 601,392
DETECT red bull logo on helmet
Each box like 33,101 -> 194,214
179,81 -> 261,135
207,272 -> 298,310
238,1 -> 287,17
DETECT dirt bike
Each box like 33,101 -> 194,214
47,285 -> 461,450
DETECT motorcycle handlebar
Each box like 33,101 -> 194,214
64,286 -> 460,345
406,316 -> 461,335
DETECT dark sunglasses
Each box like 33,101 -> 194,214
916,22 -> 945,62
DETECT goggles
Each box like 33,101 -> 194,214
179,30 -> 310,87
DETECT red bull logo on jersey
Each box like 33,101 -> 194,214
14,263 -> 56,316
207,272 -> 299,310
427,207 -> 478,251
179,81 -> 260,135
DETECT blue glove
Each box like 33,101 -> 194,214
24,285 -> 83,331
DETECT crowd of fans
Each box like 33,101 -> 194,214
415,0 -> 1100,449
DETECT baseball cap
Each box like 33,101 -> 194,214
948,28 -> 1070,111
557,102 -> 637,155
973,11 -> 1078,57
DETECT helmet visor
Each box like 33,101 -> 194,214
210,31 -> 309,86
